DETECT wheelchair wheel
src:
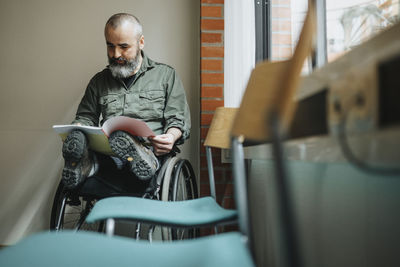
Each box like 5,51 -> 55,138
161,158 -> 198,240
50,180 -> 104,232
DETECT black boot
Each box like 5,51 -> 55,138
109,131 -> 158,181
62,130 -> 94,189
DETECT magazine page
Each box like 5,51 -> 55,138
102,116 -> 155,137
53,116 -> 155,155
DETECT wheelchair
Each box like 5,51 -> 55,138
49,151 -> 198,241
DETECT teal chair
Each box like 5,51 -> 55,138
0,231 -> 252,267
84,107 -> 239,239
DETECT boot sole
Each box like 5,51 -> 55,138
109,131 -> 155,181
62,130 -> 88,189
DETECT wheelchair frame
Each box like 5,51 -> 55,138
50,155 -> 198,240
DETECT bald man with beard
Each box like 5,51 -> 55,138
61,13 -> 191,189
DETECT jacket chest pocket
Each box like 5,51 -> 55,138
99,95 -> 121,118
138,90 -> 165,119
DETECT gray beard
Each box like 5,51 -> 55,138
108,52 -> 141,79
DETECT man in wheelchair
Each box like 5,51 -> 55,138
62,13 -> 191,190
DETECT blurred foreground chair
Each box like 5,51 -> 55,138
0,108 -> 254,267
0,231 -> 253,267
84,107 -> 239,239
230,2 -> 316,266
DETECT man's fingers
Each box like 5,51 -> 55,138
154,148 -> 170,156
150,134 -> 174,144
151,138 -> 171,145
153,143 -> 172,150
153,144 -> 173,155
151,133 -> 176,156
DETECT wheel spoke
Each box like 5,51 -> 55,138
51,191 -> 102,232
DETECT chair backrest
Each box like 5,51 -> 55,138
231,1 -> 316,142
203,107 -> 238,199
230,2 -> 316,265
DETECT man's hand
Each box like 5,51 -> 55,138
149,128 -> 182,156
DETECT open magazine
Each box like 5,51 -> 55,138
53,116 -> 155,155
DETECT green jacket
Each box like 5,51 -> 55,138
73,52 -> 191,144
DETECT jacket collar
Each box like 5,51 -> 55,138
138,51 -> 156,72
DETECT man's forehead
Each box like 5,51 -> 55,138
105,26 -> 137,42
106,20 -> 137,34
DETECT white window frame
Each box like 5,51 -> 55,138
224,0 -> 256,108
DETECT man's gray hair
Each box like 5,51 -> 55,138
105,13 -> 143,38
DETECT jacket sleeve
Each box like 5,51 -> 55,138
163,69 -> 191,145
72,80 -> 100,126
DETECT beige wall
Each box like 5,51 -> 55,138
0,0 -> 199,245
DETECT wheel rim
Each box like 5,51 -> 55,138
160,157 -> 180,240
170,160 -> 198,240
50,181 -> 103,232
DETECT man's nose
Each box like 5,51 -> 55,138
110,47 -> 121,58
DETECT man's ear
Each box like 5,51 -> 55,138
139,35 -> 145,50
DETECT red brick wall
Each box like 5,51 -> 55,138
200,0 -> 235,234
199,0 -> 293,234
271,0 -> 293,60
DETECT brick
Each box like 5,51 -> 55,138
224,169 -> 233,181
201,46 -> 224,58
272,46 -> 279,58
201,73 -> 224,84
200,171 -> 209,183
213,147 -> 222,158
200,142 -> 206,154
200,127 -> 209,140
200,150 -> 222,167
271,7 -> 291,19
216,183 -> 234,198
201,6 -> 223,17
201,113 -> 214,125
272,46 -> 292,58
201,156 -> 225,169
201,19 -> 224,31
200,183 -> 211,196
279,46 -> 292,58
200,0 -> 227,219
201,86 -> 223,98
215,170 -> 227,182
271,23 -> 278,32
200,156 -> 224,170
223,225 -> 239,232
201,146 -> 224,160
200,169 -> 223,183
271,20 -> 291,32
201,32 -> 223,43
200,154 -> 207,167
274,0 -> 290,5
201,59 -> 223,71
201,0 -> 224,4
222,197 -> 236,209
201,99 -> 224,111
199,227 -> 215,237
272,33 -> 292,45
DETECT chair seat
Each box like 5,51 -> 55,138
85,196 -> 237,227
0,231 -> 254,267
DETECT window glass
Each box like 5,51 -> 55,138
270,0 -> 310,73
326,0 -> 400,62
268,0 -> 399,67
